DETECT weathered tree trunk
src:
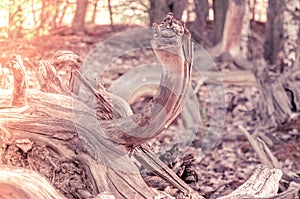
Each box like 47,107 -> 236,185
256,0 -> 299,126
189,0 -> 209,44
221,0 -> 249,58
107,0 -> 115,32
212,0 -> 228,44
72,0 -> 88,33
264,0 -> 284,66
194,0 -> 209,30
210,0 -> 250,59
264,0 -> 299,73
254,58 -> 300,128
240,0 -> 250,59
281,0 -> 300,73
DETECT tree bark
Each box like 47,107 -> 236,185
90,0 -> 98,24
240,0 -> 250,59
212,0 -> 228,44
264,0 -> 300,71
169,0 -> 188,21
257,0 -> 299,126
72,0 -> 88,33
107,0 -> 115,32
210,0 -> 250,59
190,0 -> 209,43
264,0 -> 284,66
281,0 -> 300,73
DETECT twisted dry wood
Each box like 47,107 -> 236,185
93,14 -> 194,150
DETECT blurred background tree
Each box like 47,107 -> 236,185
72,0 -> 88,33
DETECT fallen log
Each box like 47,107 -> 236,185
0,14 -> 202,198
0,13 -> 294,199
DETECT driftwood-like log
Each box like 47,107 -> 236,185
218,165 -> 282,199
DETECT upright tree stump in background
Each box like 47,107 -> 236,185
210,0 -> 250,60
212,0 -> 229,45
264,0 -> 299,73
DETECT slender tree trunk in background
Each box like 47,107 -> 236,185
218,0 -> 250,58
194,0 -> 209,29
281,0 -> 300,72
72,0 -> 88,33
191,0 -> 209,43
148,0 -> 187,25
264,0 -> 299,72
212,0 -> 228,44
251,0 -> 256,20
91,0 -> 98,24
107,0 -> 115,31
264,0 -> 284,66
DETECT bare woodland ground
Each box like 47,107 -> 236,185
0,23 -> 299,198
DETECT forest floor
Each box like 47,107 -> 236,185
0,23 -> 299,198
